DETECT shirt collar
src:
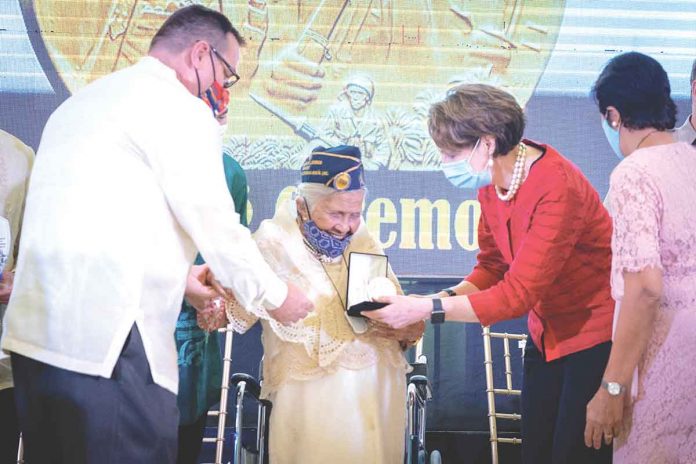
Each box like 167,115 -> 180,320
138,56 -> 183,86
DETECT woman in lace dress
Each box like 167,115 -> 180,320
227,145 -> 423,464
585,52 -> 696,462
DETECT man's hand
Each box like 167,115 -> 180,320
184,264 -> 220,311
0,271 -> 14,305
268,282 -> 314,325
584,387 -> 625,449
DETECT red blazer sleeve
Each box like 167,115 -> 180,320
466,207 -> 509,291
469,177 -> 585,326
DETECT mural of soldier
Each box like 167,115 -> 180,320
23,0 -> 567,170
231,0 -> 566,169
320,74 -> 390,169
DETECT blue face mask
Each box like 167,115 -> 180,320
602,118 -> 623,159
441,138 -> 492,190
299,199 -> 353,260
301,220 -> 352,259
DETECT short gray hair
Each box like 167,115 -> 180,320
295,183 -> 367,214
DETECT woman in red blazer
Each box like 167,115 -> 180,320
366,84 -> 614,464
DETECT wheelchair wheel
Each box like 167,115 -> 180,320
407,436 -> 425,464
429,450 -> 442,464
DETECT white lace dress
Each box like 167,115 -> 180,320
227,200 -> 409,464
608,142 -> 696,463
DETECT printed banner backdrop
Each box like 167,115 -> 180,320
1,0 -> 693,278
1,0 -> 694,444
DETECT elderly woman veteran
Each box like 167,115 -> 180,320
226,145 -> 423,464
366,84 -> 614,464
585,52 -> 696,462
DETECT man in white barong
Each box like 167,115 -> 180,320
1,5 -> 312,462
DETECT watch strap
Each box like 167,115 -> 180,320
430,298 -> 445,324
442,288 -> 456,297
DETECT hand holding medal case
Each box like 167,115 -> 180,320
345,252 -> 396,319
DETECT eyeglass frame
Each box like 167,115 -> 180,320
210,46 -> 240,89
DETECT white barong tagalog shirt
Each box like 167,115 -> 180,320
1,57 -> 287,394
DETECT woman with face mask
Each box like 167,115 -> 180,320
584,52 -> 696,463
366,84 -> 615,464
225,145 -> 424,464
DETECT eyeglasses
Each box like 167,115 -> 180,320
210,46 -> 240,89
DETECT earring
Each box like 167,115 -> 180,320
612,122 -> 618,128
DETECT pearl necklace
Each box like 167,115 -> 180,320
495,142 -> 527,202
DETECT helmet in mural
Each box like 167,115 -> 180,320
344,74 -> 375,103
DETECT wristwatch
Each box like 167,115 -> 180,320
430,298 -> 445,324
442,288 -> 456,297
601,380 -> 626,396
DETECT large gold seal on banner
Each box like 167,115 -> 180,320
33,0 -> 566,170
32,0 -> 231,91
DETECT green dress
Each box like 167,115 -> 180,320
175,153 -> 248,425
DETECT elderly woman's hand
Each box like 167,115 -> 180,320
584,387 -> 626,449
196,296 -> 230,332
370,320 -> 425,345
363,295 -> 431,329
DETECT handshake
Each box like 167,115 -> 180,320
184,264 -> 314,331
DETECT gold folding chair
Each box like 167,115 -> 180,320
482,326 -> 527,464
201,324 -> 235,464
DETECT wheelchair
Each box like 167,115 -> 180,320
211,328 -> 442,464
405,338 -> 442,464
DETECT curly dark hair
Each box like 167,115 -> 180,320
592,52 -> 676,131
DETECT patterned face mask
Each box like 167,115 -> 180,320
195,48 -> 231,120
298,198 -> 353,260
301,220 -> 353,259
203,81 -> 230,120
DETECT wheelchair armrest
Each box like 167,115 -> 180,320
230,373 -> 262,399
407,374 -> 432,400
407,374 -> 428,387
409,362 -> 428,378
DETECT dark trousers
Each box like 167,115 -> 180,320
11,325 -> 178,464
521,340 -> 613,464
0,387 -> 19,464
176,413 -> 207,464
